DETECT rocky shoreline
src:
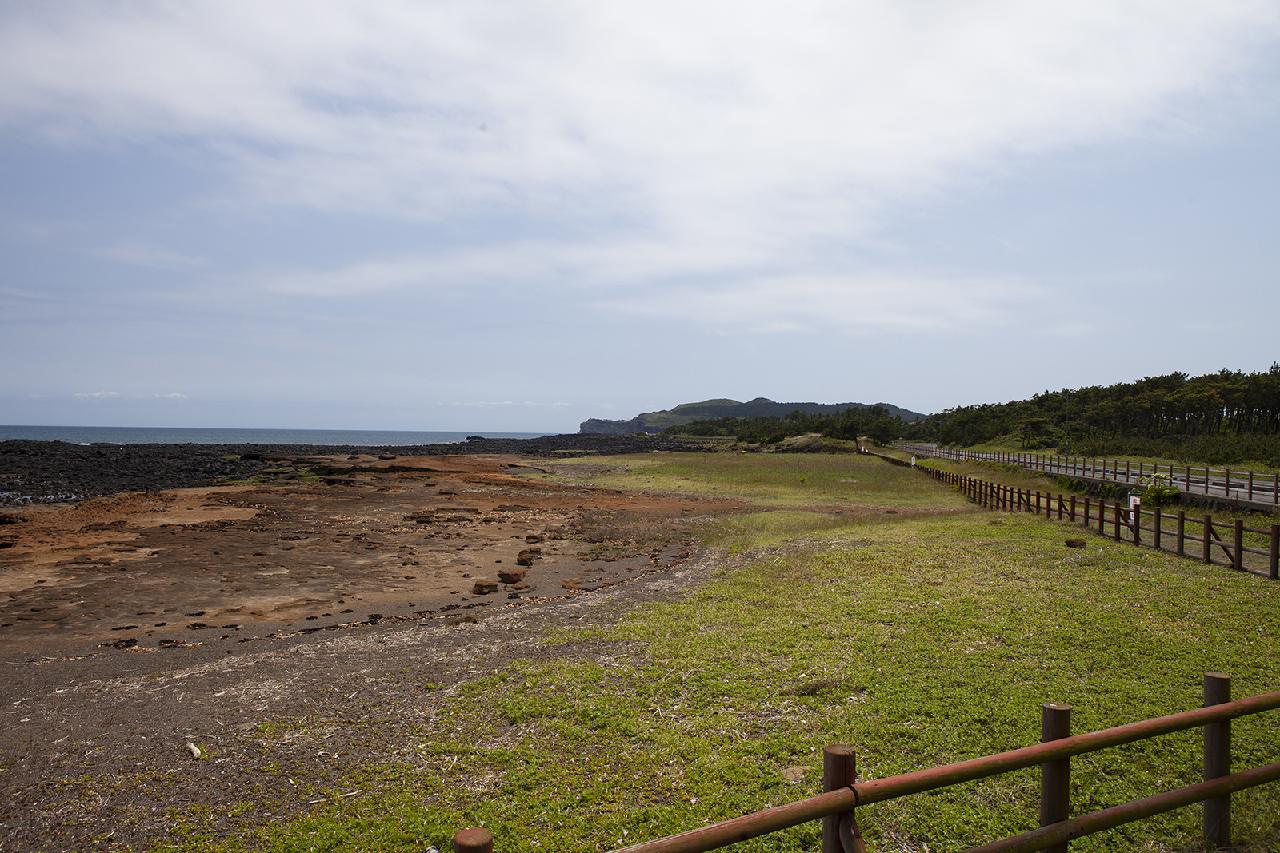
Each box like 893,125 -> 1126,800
0,434 -> 706,505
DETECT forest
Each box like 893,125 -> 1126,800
670,366 -> 1280,465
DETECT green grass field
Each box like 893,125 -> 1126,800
174,453 -> 1280,852
546,452 -> 963,510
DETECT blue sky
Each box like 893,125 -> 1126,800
3,2 -> 1279,432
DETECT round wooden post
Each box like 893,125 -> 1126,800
1040,703 -> 1072,853
453,827 -> 494,853
1232,520 -> 1244,572
1177,510 -> 1186,556
1203,673 -> 1231,849
822,744 -> 857,853
1270,524 -> 1279,581
1153,506 -> 1162,551
1203,515 -> 1213,564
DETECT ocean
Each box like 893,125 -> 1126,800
0,425 -> 552,446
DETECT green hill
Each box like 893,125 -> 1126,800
580,397 -> 925,435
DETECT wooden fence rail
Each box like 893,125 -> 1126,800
902,459 -> 1279,579
896,444 -> 1280,509
452,676 -> 1280,852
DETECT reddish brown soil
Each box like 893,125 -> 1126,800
0,455 -> 727,656
0,455 -> 742,851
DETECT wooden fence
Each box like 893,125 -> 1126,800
910,462 -> 1279,579
897,443 -> 1280,509
452,676 -> 1280,852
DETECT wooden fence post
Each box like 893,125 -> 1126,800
1132,506 -> 1141,546
823,745 -> 857,853
1153,507 -> 1162,551
1040,703 -> 1072,853
1113,503 -> 1122,542
1203,673 -> 1231,850
453,828 -> 494,853
1233,520 -> 1244,572
1177,510 -> 1186,556
1069,495 -> 1076,522
1203,515 -> 1213,564
1270,524 -> 1278,580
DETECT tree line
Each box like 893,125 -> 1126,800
668,365 -> 1280,465
904,365 -> 1280,464
667,405 -> 904,446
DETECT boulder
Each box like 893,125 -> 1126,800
472,578 -> 499,595
497,567 -> 527,584
516,547 -> 542,566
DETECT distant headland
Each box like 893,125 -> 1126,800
580,397 -> 926,435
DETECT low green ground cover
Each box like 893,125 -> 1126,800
171,454 -> 1280,852
546,452 -> 960,510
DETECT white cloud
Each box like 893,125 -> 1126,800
4,2 -> 1272,224
3,2 -> 1278,329
71,390 -> 188,400
599,275 -> 1036,334
446,401 -> 574,408
97,243 -> 205,271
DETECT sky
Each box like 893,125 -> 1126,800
3,2 -> 1280,433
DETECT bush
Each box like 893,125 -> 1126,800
1140,474 -> 1181,507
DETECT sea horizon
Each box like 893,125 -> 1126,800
0,424 -> 555,446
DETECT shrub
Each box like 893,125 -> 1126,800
1140,474 -> 1181,507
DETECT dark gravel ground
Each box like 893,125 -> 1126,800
0,434 -> 706,505
0,536 -> 726,852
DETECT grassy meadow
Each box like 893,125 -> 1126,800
173,453 -> 1280,852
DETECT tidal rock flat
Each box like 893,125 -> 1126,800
0,453 -> 740,849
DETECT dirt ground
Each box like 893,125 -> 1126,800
0,455 -> 739,851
